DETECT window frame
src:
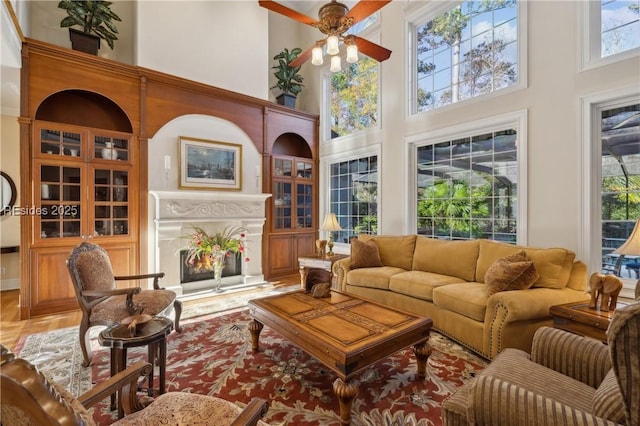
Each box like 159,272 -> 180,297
580,85 -> 640,297
406,0 -> 528,117
321,145 -> 382,251
579,0 -> 640,71
406,110 -> 528,243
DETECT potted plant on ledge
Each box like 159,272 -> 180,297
271,47 -> 304,108
58,0 -> 121,55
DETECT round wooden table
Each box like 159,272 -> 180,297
99,316 -> 173,418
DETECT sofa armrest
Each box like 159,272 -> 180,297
467,375 -> 618,426
531,326 -> 611,388
332,257 -> 351,291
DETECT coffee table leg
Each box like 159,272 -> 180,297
248,319 -> 264,353
333,378 -> 358,425
413,338 -> 432,379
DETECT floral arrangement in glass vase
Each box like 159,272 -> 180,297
182,225 -> 249,292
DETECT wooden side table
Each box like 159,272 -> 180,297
99,316 -> 173,418
298,254 -> 349,290
550,301 -> 626,343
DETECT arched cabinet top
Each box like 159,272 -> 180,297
272,132 -> 312,159
35,89 -> 132,132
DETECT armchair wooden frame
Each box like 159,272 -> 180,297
0,345 -> 269,426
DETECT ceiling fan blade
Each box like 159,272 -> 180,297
346,1 -> 392,24
258,1 -> 317,26
290,46 -> 314,67
353,35 -> 392,62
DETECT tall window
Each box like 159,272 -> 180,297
329,155 -> 378,243
412,0 -> 519,113
601,0 -> 640,58
330,58 -> 378,138
600,103 -> 640,276
416,129 -> 518,241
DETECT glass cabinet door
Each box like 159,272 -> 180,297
296,161 -> 312,179
38,127 -> 82,157
274,158 -> 293,177
273,181 -> 292,229
93,133 -> 130,162
93,168 -> 129,236
39,164 -> 82,239
296,183 -> 313,228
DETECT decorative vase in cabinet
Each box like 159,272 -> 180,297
101,142 -> 118,160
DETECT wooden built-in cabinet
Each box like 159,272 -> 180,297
19,39 -> 319,318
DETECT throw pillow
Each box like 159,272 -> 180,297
350,238 -> 383,269
484,251 -> 539,295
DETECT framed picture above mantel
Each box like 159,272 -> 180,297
179,136 -> 242,191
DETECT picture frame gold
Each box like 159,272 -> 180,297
179,136 -> 242,191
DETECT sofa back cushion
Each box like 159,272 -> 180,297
412,237 -> 479,282
359,235 -> 416,270
476,239 -> 576,289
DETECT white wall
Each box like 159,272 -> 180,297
136,1 -> 269,99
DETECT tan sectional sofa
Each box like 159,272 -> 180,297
333,235 -> 590,360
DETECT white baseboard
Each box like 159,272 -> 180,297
1,278 -> 19,291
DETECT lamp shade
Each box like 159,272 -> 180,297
311,46 -> 324,65
330,55 -> 342,72
346,43 -> 358,63
326,35 -> 340,55
614,219 -> 640,256
321,213 -> 342,231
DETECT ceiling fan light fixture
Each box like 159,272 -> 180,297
330,55 -> 342,72
346,43 -> 358,63
311,46 -> 324,65
326,35 -> 340,56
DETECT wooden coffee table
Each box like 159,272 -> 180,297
248,290 -> 433,425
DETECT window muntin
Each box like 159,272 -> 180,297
416,129 -> 518,241
601,0 -> 640,58
600,103 -> 640,276
329,155 -> 378,243
414,0 -> 518,113
329,57 -> 379,139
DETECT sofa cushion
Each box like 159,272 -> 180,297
347,266 -> 406,291
432,283 -> 489,322
592,369 -> 625,423
359,235 -> 416,270
350,238 -> 383,269
412,237 -> 479,282
484,251 -> 539,295
389,270 -> 466,302
476,239 -> 576,289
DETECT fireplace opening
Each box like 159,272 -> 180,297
179,250 -> 242,284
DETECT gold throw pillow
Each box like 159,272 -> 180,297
350,238 -> 383,269
485,251 -> 539,295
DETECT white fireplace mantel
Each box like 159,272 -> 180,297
148,190 -> 272,298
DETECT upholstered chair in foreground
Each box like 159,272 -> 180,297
442,301 -> 640,425
66,242 -> 182,367
0,345 -> 269,426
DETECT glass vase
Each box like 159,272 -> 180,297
212,252 -> 226,293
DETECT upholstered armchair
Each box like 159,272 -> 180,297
66,242 -> 182,367
0,345 -> 270,426
442,301 -> 640,425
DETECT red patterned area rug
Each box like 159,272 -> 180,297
88,308 -> 486,426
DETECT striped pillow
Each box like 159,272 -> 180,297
592,369 -> 625,423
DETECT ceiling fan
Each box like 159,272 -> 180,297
259,0 -> 392,70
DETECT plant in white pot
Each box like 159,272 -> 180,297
58,0 -> 121,55
271,48 -> 304,108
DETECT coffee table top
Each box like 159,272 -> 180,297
248,290 -> 432,379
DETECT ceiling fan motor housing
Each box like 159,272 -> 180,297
316,1 -> 353,35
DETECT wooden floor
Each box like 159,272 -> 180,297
0,274 -> 300,352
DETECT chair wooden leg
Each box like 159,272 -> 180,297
79,321 -> 92,367
173,299 -> 183,333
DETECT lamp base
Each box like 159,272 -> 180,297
327,235 -> 334,257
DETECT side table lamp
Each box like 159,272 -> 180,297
321,213 -> 342,257
613,219 -> 640,300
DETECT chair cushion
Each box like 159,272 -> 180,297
592,369 -> 625,423
484,251 -> 539,295
350,238 -> 383,269
75,246 -> 115,292
90,290 -> 176,323
111,392 -> 269,426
